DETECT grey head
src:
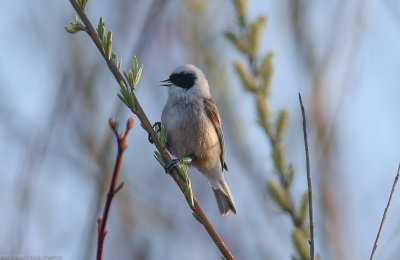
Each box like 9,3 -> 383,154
161,64 -> 210,93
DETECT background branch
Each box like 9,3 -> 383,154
226,2 -> 313,259
97,117 -> 133,260
370,164 -> 400,260
68,1 -> 234,259
299,93 -> 315,260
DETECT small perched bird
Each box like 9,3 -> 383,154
160,64 -> 236,216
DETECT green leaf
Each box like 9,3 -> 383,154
128,70 -> 134,88
97,18 -> 105,42
224,31 -> 239,46
64,26 -> 80,34
105,30 -> 112,59
296,192 -> 309,227
119,80 -> 127,88
154,151 -> 166,167
118,83 -> 135,111
123,71 -> 129,85
120,84 -> 129,96
154,123 -> 166,149
176,163 -> 188,180
248,15 -> 267,60
65,16 -> 86,34
125,92 -> 135,110
292,227 -> 310,260
267,180 -> 290,212
234,0 -> 248,27
111,52 -> 118,68
117,94 -> 129,108
276,109 -> 289,141
102,40 -> 107,56
128,92 -> 136,111
64,27 -> 74,33
78,0 -> 88,9
259,52 -> 273,78
225,31 -> 250,55
256,92 -> 270,131
97,18 -> 102,37
259,52 -> 274,93
303,224 -> 310,239
159,124 -> 166,148
287,166 -> 295,186
132,56 -> 138,78
185,178 -> 194,208
121,90 -> 129,101
234,61 -> 257,92
272,144 -> 286,176
134,64 -> 143,88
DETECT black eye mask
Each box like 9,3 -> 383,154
169,72 -> 196,89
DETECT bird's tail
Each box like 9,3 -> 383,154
212,179 -> 236,216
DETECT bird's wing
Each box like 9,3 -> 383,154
203,98 -> 228,171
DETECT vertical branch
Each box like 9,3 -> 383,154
97,117 -> 134,260
370,164 -> 400,260
299,93 -> 314,260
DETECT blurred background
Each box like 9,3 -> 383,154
1,0 -> 400,259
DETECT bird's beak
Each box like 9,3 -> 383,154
160,79 -> 172,87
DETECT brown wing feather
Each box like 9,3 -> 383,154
204,98 -> 228,171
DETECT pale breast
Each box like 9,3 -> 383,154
161,97 -> 220,170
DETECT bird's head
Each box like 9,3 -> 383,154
161,64 -> 210,98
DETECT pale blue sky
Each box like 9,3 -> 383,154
1,1 -> 400,259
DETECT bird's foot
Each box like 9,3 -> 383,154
165,159 -> 180,173
148,122 -> 162,144
164,157 -> 192,173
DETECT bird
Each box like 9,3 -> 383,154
160,64 -> 236,216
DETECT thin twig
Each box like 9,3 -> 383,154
97,117 -> 134,260
299,93 -> 314,260
370,164 -> 400,260
114,181 -> 125,194
68,1 -> 234,259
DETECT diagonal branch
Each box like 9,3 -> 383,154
370,164 -> 400,260
68,1 -> 234,259
299,93 -> 315,260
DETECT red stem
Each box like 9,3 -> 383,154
96,121 -> 131,260
96,146 -> 124,260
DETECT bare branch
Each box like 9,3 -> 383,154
299,93 -> 315,260
97,117 -> 133,260
370,164 -> 400,260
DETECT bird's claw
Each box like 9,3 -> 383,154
164,159 -> 181,173
164,157 -> 192,173
148,122 -> 162,144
